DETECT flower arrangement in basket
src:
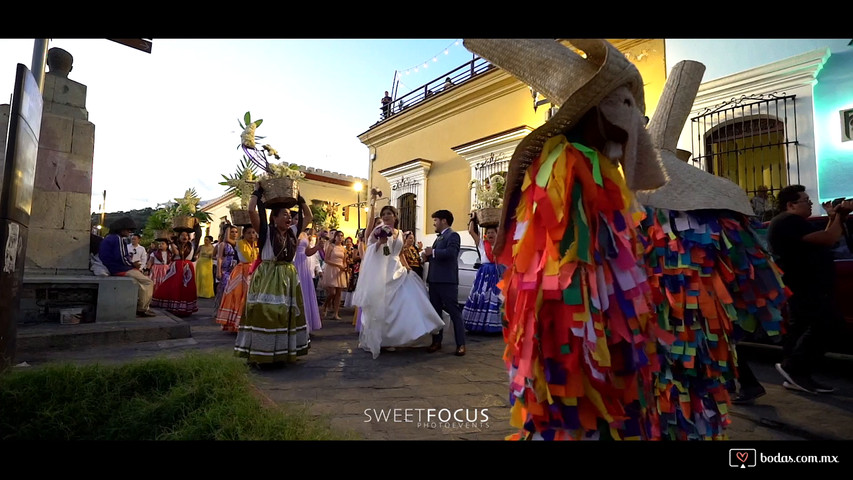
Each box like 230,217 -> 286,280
171,188 -> 212,232
373,224 -> 393,256
239,111 -> 305,208
220,155 -> 258,226
470,174 -> 506,227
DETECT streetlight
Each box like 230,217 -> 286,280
353,181 -> 364,231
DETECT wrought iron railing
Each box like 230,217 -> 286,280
379,56 -> 495,121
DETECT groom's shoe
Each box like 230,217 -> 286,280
455,345 -> 466,357
427,342 -> 441,353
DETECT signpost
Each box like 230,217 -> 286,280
0,64 -> 43,370
107,38 -> 153,54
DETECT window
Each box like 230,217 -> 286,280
397,193 -> 417,234
690,93 -> 800,201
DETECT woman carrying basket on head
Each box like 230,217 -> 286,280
234,186 -> 310,365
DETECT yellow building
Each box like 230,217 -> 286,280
358,39 -> 666,243
200,165 -> 368,242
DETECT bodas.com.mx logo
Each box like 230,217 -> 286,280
730,448 -> 757,468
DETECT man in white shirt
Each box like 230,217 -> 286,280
128,234 -> 147,270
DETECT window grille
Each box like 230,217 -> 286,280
471,152 -> 509,206
688,93 -> 800,201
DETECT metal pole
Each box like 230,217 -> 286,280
100,190 -> 106,236
357,191 -> 361,231
31,39 -> 49,93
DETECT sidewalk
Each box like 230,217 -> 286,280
12,298 -> 853,441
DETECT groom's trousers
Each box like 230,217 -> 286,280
428,282 -> 466,347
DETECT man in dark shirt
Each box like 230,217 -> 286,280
381,91 -> 392,119
98,216 -> 156,317
767,185 -> 852,394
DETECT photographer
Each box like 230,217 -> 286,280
767,185 -> 852,394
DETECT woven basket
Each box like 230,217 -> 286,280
260,177 -> 299,208
171,215 -> 195,232
154,229 -> 172,241
477,207 -> 502,227
230,209 -> 251,226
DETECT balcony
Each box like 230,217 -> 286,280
379,55 -> 494,122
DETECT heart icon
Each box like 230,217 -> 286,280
736,452 -> 749,463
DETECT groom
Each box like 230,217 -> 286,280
423,209 -> 466,356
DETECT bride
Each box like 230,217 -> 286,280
352,190 -> 445,359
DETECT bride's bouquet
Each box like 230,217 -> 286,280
374,225 -> 393,256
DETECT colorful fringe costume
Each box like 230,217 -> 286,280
638,208 -> 788,439
498,136 -> 662,441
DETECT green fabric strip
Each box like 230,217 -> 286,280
536,138 -> 567,188
572,142 -> 603,187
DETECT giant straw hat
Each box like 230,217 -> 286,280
463,39 -> 666,254
635,60 -> 753,215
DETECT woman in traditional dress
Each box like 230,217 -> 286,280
151,222 -> 202,317
234,188 -> 310,365
146,238 -> 171,291
399,231 -> 424,279
294,221 -> 325,334
196,235 -> 216,298
215,226 -> 259,333
213,225 -> 239,311
319,230 -> 348,320
461,212 -> 505,334
352,191 -> 445,359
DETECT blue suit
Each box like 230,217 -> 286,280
426,228 -> 466,347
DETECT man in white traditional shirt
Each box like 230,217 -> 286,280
128,234 -> 147,270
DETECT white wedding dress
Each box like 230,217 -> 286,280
352,229 -> 445,359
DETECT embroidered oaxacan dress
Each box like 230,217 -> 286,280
234,222 -> 308,364
152,241 -> 199,317
213,241 -> 237,311
462,236 -> 506,333
215,238 -> 258,333
147,249 -> 171,291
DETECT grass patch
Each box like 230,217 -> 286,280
0,351 -> 360,440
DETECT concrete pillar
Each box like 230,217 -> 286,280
24,48 -> 95,276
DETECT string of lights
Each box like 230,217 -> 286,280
395,39 -> 463,78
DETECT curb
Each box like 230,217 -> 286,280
15,310 -> 191,352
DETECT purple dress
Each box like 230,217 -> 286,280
294,237 -> 322,332
213,242 -> 237,311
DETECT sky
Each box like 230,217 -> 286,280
0,38 -> 477,213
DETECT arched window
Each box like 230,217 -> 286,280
689,93 -> 800,202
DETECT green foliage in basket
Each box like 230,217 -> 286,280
220,155 -> 258,209
262,162 -> 306,181
470,173 -> 507,209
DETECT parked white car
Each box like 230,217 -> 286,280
419,231 -> 480,306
